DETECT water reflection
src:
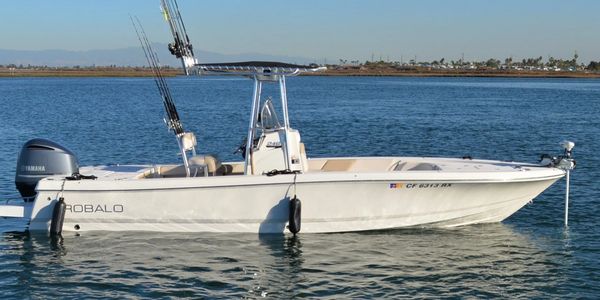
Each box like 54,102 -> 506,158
0,224 -> 575,298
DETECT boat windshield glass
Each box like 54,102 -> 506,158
259,98 -> 281,130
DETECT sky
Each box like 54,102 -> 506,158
2,0 -> 600,63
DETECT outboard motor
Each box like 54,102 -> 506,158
15,139 -> 79,199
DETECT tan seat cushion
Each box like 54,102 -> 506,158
189,155 -> 222,176
158,165 -> 187,178
321,159 -> 356,172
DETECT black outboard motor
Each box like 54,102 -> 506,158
15,139 -> 79,199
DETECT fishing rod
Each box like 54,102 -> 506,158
171,0 -> 194,57
160,0 -> 197,75
161,0 -> 182,56
131,16 -> 183,135
131,16 -> 197,177
162,0 -> 192,56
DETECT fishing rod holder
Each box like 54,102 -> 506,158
176,132 -> 197,177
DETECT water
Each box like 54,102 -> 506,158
1,76 -> 599,298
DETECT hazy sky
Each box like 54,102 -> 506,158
2,0 -> 600,63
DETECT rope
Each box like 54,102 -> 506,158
264,169 -> 300,177
293,172 -> 298,198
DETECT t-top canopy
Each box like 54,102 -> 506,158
196,61 -> 325,77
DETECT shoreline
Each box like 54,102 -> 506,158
311,69 -> 600,78
1,68 -> 600,78
0,68 -> 180,78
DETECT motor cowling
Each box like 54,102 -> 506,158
15,139 -> 79,198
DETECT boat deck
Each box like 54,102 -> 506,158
77,157 -> 547,181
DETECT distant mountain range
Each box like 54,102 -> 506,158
0,44 -> 315,67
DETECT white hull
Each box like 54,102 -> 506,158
18,157 -> 563,234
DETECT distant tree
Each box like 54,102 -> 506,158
566,51 -> 579,68
485,58 -> 500,68
521,57 -> 543,68
587,61 -> 600,71
535,56 -> 543,66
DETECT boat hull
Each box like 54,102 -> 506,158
27,170 -> 562,233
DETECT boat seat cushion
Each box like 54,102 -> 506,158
153,155 -> 223,178
321,159 -> 356,172
189,154 -> 223,176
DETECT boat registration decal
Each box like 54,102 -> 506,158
389,183 -> 452,189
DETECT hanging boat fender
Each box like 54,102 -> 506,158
50,197 -> 66,236
288,196 -> 301,235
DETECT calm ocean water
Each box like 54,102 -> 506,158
0,76 -> 599,298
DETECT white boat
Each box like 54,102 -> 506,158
0,60 -> 576,234
0,2 -> 576,234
